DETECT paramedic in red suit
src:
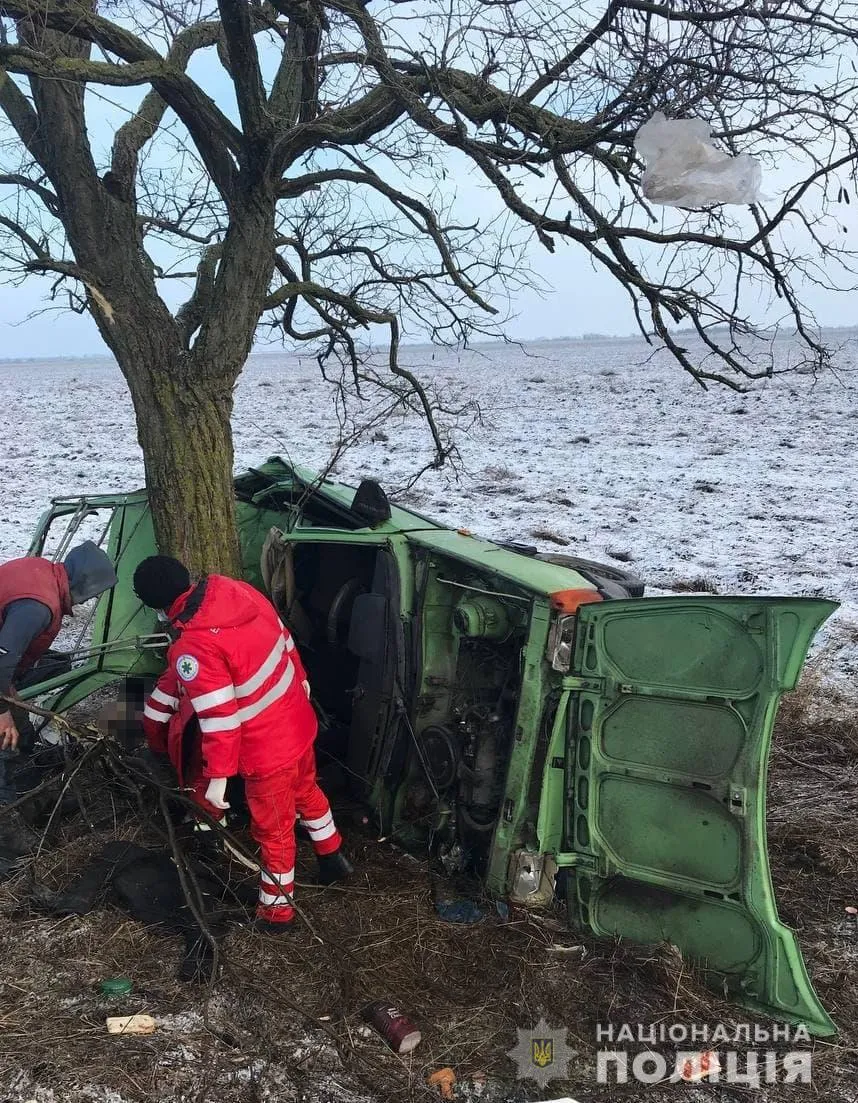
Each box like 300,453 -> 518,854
133,555 -> 352,933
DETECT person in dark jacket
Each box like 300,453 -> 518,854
0,541 -> 117,751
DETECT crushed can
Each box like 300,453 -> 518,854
361,999 -> 422,1054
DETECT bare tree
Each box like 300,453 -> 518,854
0,0 -> 855,571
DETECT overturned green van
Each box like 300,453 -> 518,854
21,456 -> 837,1036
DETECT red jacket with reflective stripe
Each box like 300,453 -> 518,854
0,557 -> 71,672
142,575 -> 316,780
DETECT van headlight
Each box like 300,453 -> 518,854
546,615 -> 576,672
511,850 -> 545,900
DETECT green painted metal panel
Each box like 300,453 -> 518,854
601,696 -> 745,776
242,456 -> 445,534
536,692 -> 569,856
485,601 -> 555,893
39,669 -> 129,713
407,529 -> 597,598
565,595 -> 838,1036
236,501 -> 293,592
19,492 -> 295,706
91,499 -> 161,663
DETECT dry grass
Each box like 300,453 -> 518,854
529,528 -> 570,547
0,675 -> 855,1102
664,575 -> 721,594
767,666 -> 858,1051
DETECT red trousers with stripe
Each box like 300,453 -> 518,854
194,746 -> 341,924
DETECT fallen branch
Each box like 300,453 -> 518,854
0,769 -> 65,820
158,785 -> 220,982
777,748 -> 843,783
33,738 -> 107,861
3,693 -> 326,943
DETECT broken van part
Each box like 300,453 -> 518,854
62,633 -> 172,662
18,456 -> 839,1036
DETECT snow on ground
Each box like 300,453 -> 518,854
1,334 -> 856,695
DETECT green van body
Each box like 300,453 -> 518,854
20,457 -> 837,1036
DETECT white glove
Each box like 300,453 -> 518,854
204,777 -> 230,810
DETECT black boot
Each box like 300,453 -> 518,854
316,848 -> 354,886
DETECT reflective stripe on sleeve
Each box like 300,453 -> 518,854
144,703 -> 172,723
237,660 -> 295,722
277,621 -> 297,652
191,684 -> 236,713
151,688 -> 179,709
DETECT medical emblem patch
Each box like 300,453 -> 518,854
176,654 -> 200,681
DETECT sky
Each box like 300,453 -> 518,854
1,23 -> 857,360
3,223 -> 855,359
0,245 -> 640,358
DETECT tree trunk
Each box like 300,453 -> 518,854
126,362 -> 242,577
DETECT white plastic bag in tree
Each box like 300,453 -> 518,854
635,111 -> 762,207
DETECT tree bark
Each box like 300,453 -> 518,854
126,361 -> 242,577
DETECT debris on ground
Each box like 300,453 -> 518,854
360,999 -> 422,1054
0,672 -> 854,1102
434,899 -> 484,925
426,1066 -> 456,1098
99,978 -> 133,999
106,1014 -> 156,1035
677,1049 -> 720,1082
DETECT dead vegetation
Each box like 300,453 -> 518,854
768,670 -> 858,957
605,547 -> 634,564
0,675 -> 855,1103
663,575 -> 721,594
529,529 -> 570,547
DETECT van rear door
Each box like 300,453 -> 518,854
560,595 -> 837,1036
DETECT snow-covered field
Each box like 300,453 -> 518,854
1,333 -> 856,694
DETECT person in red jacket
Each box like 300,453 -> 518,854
0,542 -> 117,753
133,555 -> 352,933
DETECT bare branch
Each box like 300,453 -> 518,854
216,0 -> 267,135
0,171 -> 58,212
176,243 -> 222,346
111,20 -> 223,187
2,0 -> 858,528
